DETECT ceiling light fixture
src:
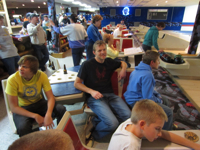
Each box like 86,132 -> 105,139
156,4 -> 158,6
116,1 -> 118,3
31,0 -> 34,2
63,0 -> 74,2
165,1 -> 168,3
22,4 -> 25,6
16,7 -> 18,9
72,1 -> 81,4
38,6 -> 40,8
43,2 -> 46,5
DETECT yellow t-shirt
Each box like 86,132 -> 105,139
5,70 -> 51,107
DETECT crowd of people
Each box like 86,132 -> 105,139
1,12 -> 200,150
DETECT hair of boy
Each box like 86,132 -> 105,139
92,15 -> 103,24
0,15 -> 4,20
142,50 -> 160,65
93,40 -> 106,52
8,130 -> 74,150
131,99 -> 168,126
18,55 -> 39,74
156,22 -> 165,28
103,33 -> 110,44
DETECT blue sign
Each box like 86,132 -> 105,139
122,7 -> 129,16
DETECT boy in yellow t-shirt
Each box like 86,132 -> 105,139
108,99 -> 200,150
5,55 -> 66,137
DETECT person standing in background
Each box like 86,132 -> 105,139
142,22 -> 165,53
27,13 -> 49,71
50,14 -> 87,66
0,15 -> 20,75
85,15 -> 103,60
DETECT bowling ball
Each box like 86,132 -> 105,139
61,40 -> 64,44
174,55 -> 183,64
17,44 -> 26,52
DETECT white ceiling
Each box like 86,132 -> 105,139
5,0 -> 200,9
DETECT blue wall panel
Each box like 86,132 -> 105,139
100,7 -> 185,30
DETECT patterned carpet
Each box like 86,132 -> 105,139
153,66 -> 200,130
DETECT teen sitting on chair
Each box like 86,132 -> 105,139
5,55 -> 66,137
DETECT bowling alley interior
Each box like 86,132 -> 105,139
0,0 -> 200,149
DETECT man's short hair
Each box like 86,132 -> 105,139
0,15 -> 4,20
142,50 -> 160,65
131,99 -> 168,126
156,22 -> 165,28
103,33 -> 110,44
8,130 -> 74,150
18,55 -> 39,74
43,15 -> 48,18
92,15 -> 103,24
93,40 -> 106,52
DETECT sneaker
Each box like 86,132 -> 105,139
85,116 -> 94,139
85,135 -> 94,147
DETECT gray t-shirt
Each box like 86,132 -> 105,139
0,26 -> 19,59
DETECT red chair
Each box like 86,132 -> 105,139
113,38 -> 120,49
102,27 -> 106,32
121,38 -> 133,52
122,30 -> 129,35
106,25 -> 110,29
57,111 -> 98,150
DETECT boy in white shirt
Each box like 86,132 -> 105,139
108,99 -> 200,150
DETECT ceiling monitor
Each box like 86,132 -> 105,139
147,9 -> 168,20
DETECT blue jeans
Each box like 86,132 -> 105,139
13,99 -> 66,137
85,41 -> 95,60
32,44 -> 49,70
2,55 -> 20,75
87,93 -> 131,140
129,101 -> 173,130
72,47 -> 85,66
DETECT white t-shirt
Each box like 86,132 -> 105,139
113,28 -> 122,38
108,119 -> 142,150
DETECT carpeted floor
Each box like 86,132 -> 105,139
153,66 -> 200,130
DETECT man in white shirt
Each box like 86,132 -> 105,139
113,25 -> 123,38
27,13 -> 49,71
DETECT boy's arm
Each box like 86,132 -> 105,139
43,89 -> 55,129
7,95 -> 44,126
118,61 -> 127,80
161,130 -> 200,149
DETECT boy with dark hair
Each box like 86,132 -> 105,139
124,50 -> 173,130
108,100 -> 200,150
142,22 -> 165,52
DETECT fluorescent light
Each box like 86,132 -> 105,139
13,15 -> 21,18
43,2 -> 46,5
31,0 -> 34,2
72,1 -> 81,4
22,4 -> 25,6
165,1 -> 168,3
63,0 -> 74,2
38,6 -> 40,8
86,5 -> 91,8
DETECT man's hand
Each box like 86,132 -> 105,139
91,90 -> 103,100
158,49 -> 164,53
118,70 -> 126,80
34,114 -> 44,127
49,19 -> 55,27
44,114 -> 54,129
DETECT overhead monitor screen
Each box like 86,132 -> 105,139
147,9 -> 168,20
